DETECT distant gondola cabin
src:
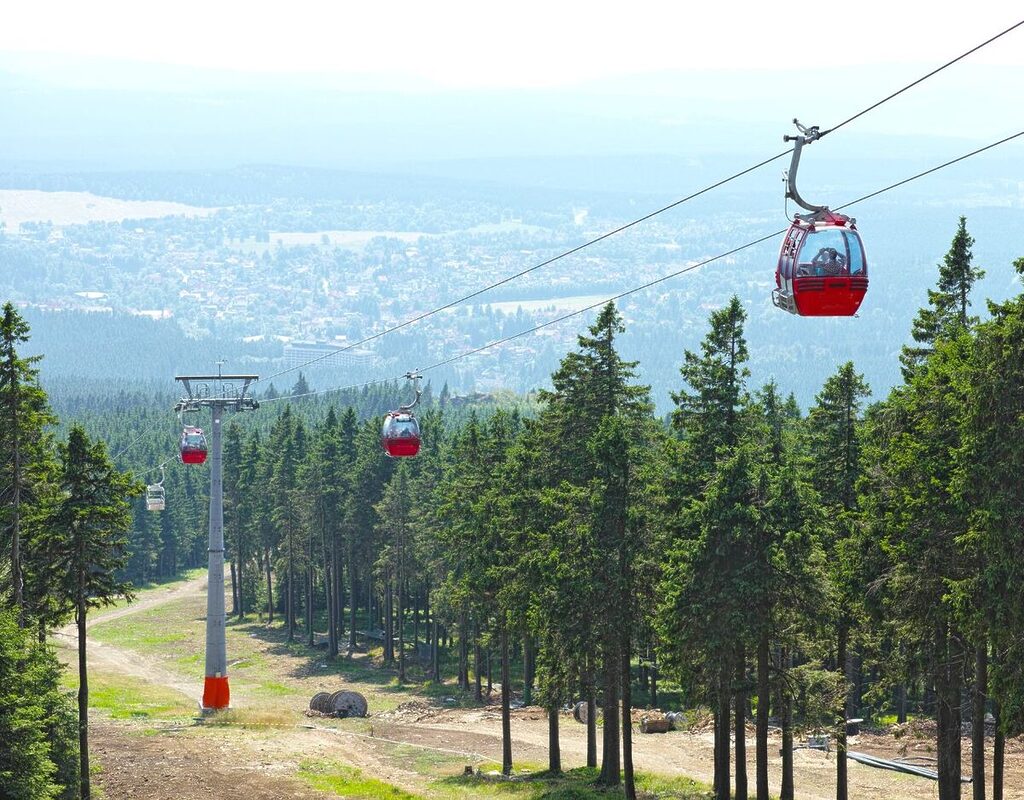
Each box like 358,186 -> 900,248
381,412 -> 421,458
145,484 -> 165,511
180,426 -> 208,465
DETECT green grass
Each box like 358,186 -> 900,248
89,567 -> 206,619
298,760 -> 421,798
431,766 -> 713,799
61,666 -> 195,721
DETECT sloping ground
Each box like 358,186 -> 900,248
53,573 -> 1024,799
89,720 -> 320,800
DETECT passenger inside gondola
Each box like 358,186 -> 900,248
812,247 -> 846,275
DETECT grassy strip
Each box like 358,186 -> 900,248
298,760 -> 421,798
432,766 -> 713,799
61,664 -> 195,721
89,567 -> 206,619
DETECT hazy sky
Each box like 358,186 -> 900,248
3,1 -> 1023,89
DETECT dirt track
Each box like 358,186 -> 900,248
52,576 -> 1024,799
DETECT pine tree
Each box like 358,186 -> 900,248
42,426 -> 137,800
860,337 -> 974,800
960,256 -> 1024,799
0,302 -> 56,625
807,362 -> 870,800
662,295 -> 751,800
291,372 -> 311,398
376,464 -> 414,681
900,216 -> 985,378
541,303 -> 652,790
0,609 -> 60,799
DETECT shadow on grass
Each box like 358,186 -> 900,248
226,615 -> 477,706
437,767 -> 713,800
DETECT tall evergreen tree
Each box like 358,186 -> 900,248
807,362 -> 870,800
0,302 -> 56,625
0,609 -> 63,799
42,426 -> 137,800
900,216 -> 985,378
662,295 -> 750,800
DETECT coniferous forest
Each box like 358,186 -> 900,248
3,218 -> 1024,800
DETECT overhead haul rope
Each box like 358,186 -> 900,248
254,17 -> 1024,389
819,17 -> 1024,139
275,129 -> 1021,403
255,148 -> 793,385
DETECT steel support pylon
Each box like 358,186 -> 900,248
202,402 -> 229,710
174,371 -> 258,713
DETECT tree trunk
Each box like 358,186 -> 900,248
501,626 -> 513,775
584,662 -> 597,769
306,563 -> 314,648
348,560 -> 357,652
230,559 -> 239,617
599,641 -> 621,785
736,646 -> 748,800
384,581 -> 394,663
523,635 -> 534,706
548,703 -> 561,773
650,655 -> 658,708
836,623 -> 849,800
286,527 -> 294,642
325,543 -> 337,658
780,646 -> 794,800
621,629 -> 636,800
972,642 -> 987,800
431,617 -> 440,683
77,601 -> 91,800
937,622 -> 963,800
397,578 -> 405,681
413,592 -> 420,652
459,613 -> 469,690
993,700 -> 1004,800
264,547 -> 274,623
716,665 -> 731,800
897,682 -> 908,724
335,548 -> 344,645
474,622 -> 482,702
238,529 -> 246,621
757,629 -> 770,800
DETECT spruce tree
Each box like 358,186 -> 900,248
0,302 -> 56,625
662,295 -> 751,800
0,609 -> 61,799
42,426 -> 137,800
900,216 -> 985,378
807,362 -> 870,800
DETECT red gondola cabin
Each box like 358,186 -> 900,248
180,426 -> 208,465
773,210 -> 868,316
381,412 -> 421,458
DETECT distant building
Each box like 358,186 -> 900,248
282,341 -> 375,369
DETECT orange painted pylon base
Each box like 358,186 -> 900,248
202,675 -> 230,710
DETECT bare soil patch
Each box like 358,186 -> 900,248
91,720 -> 322,800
